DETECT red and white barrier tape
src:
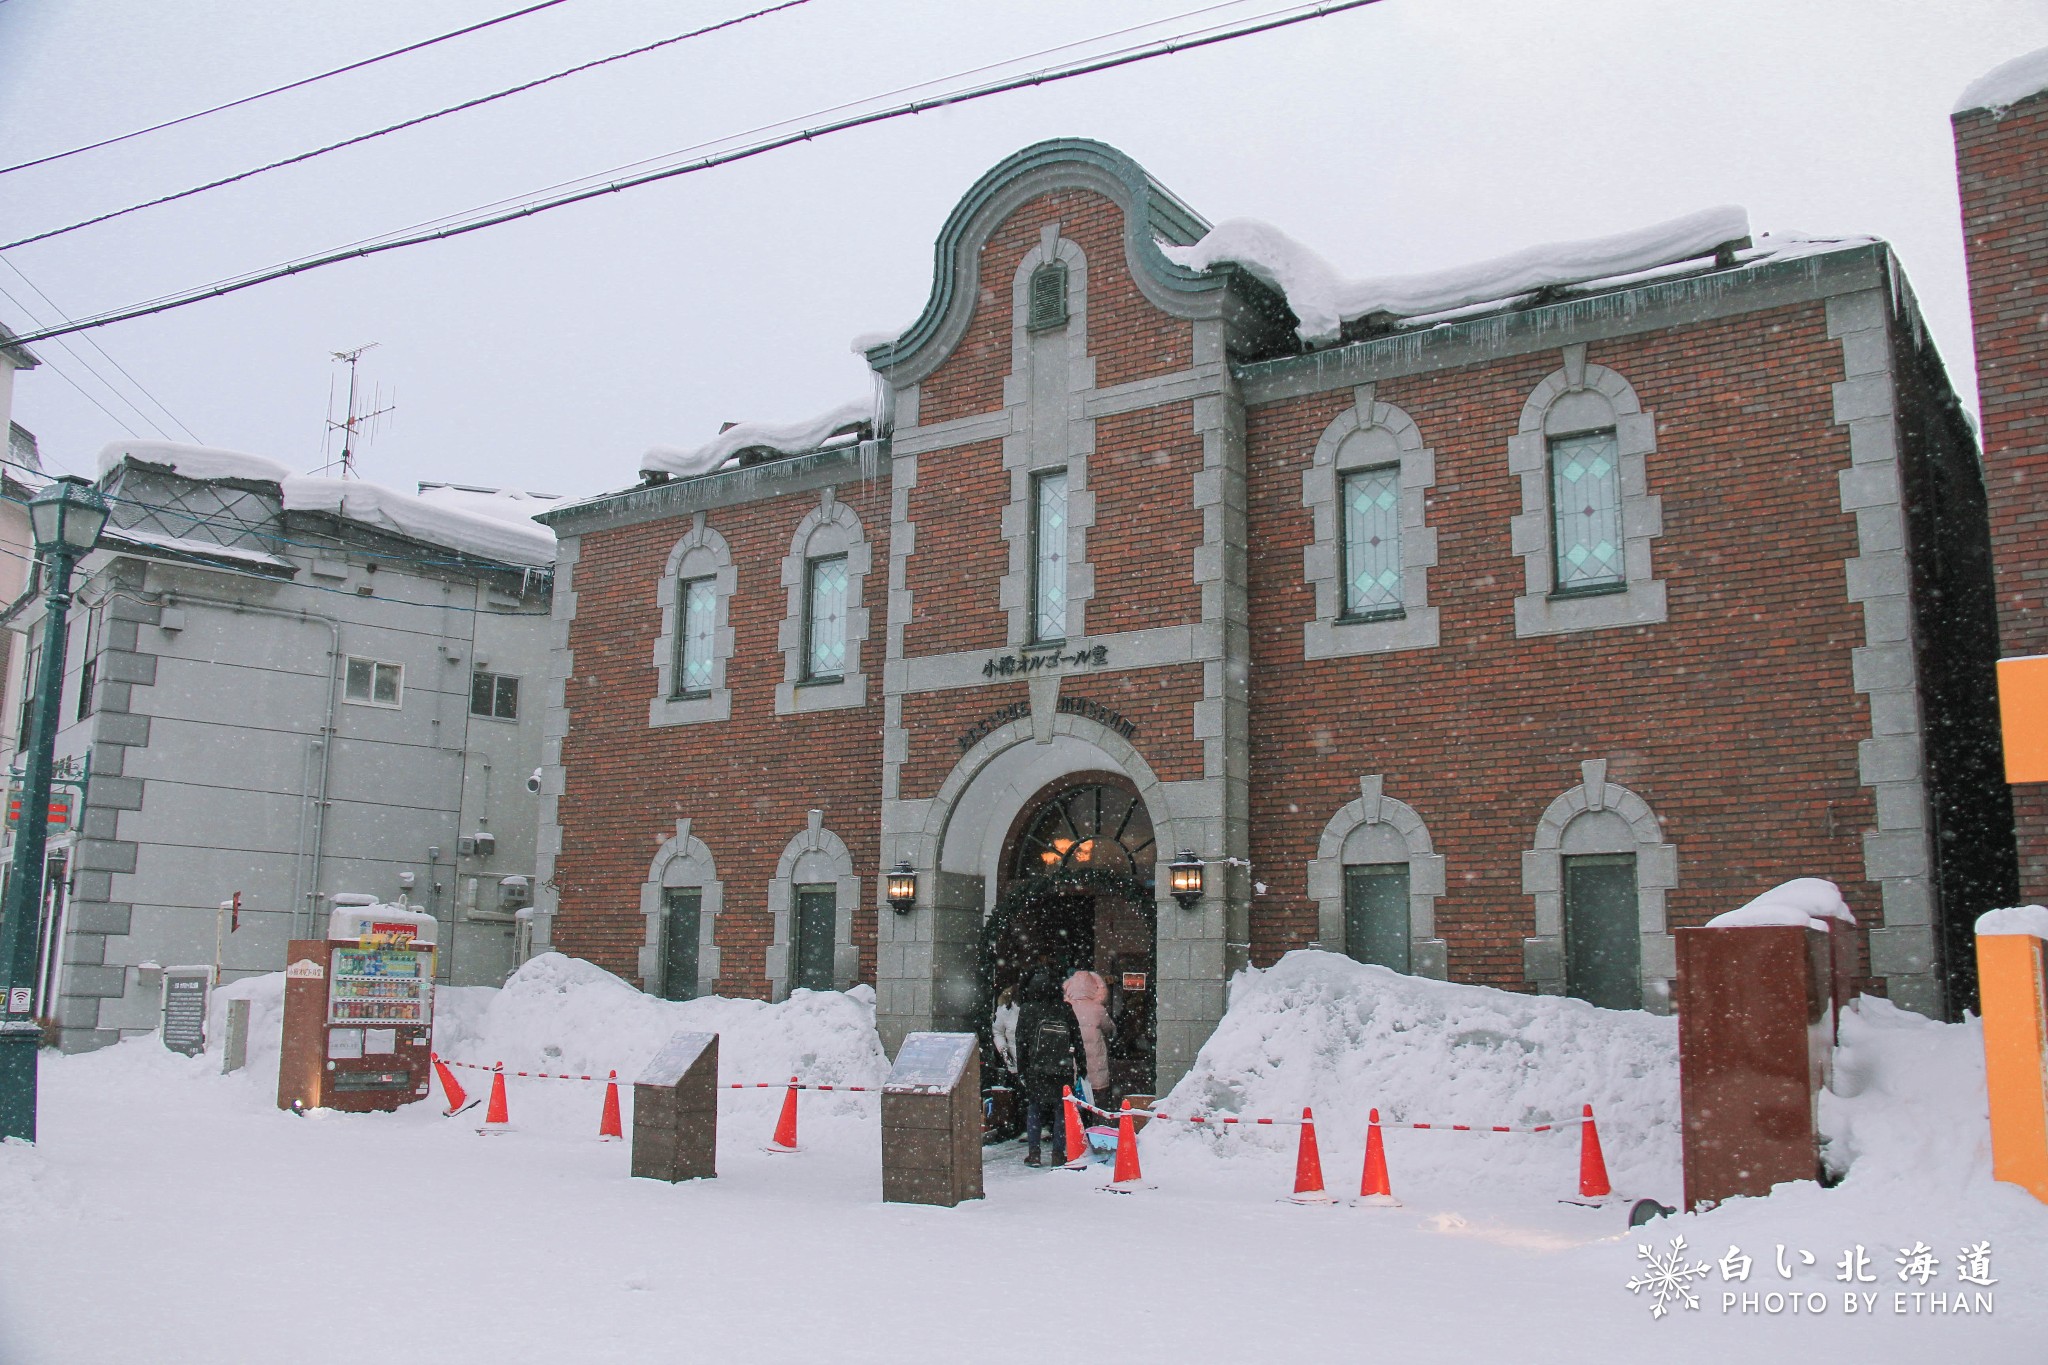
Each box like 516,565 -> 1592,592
435,1057 -> 873,1092
1075,1097 -> 1587,1133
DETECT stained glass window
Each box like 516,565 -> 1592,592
1341,465 -> 1402,617
677,577 -> 716,695
1033,469 -> 1068,642
1550,430 -> 1625,592
805,555 -> 848,680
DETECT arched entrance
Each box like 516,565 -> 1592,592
978,777 -> 1158,1097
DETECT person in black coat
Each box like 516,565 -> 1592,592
1015,967 -> 1080,1165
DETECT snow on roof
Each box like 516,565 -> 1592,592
97,439 -> 293,485
1976,904 -> 2048,939
1160,206 -> 1752,345
1705,877 -> 1857,931
101,525 -> 293,571
1956,45 -> 2048,115
284,477 -> 555,567
641,399 -> 872,477
413,483 -> 560,524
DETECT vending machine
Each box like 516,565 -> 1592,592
277,904 -> 438,1113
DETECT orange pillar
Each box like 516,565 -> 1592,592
1977,928 -> 2048,1203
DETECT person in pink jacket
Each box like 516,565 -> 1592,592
1063,969 -> 1113,1102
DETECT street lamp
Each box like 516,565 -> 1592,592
1169,851 -> 1206,908
0,475 -> 110,1142
886,863 -> 918,914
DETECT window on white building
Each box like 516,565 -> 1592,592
344,656 -> 403,708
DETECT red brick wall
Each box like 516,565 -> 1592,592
1243,305 -> 1879,987
552,482 -> 889,994
1956,94 -> 2048,899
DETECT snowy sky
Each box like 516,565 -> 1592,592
1,0 -> 2043,502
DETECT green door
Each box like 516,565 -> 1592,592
793,884 -> 837,992
1563,853 -> 1641,1009
1343,863 -> 1410,973
662,888 -> 701,1001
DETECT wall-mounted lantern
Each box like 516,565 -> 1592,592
886,863 -> 918,914
1168,851 -> 1205,908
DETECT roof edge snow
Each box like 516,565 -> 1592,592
1162,206 -> 1752,345
1956,45 -> 2048,115
639,399 -> 873,478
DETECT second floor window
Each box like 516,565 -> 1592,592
1032,468 -> 1068,642
470,669 -> 519,720
805,555 -> 848,681
676,576 -> 717,696
344,656 -> 403,708
1550,429 -> 1625,593
1341,464 -> 1402,619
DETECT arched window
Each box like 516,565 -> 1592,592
637,818 -> 722,1000
1307,776 -> 1447,978
767,810 -> 859,999
651,514 -> 735,726
1302,386 -> 1439,659
1509,344 -> 1665,637
777,490 -> 871,714
1521,759 -> 1678,1012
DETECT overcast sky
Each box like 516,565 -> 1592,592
1,0 -> 2043,502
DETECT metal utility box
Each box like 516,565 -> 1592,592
276,906 -> 438,1113
881,1032 -> 983,1207
1674,924 -> 1834,1210
632,1031 -> 718,1183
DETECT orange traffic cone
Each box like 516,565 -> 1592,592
1105,1099 -> 1144,1191
598,1070 -> 623,1140
1290,1106 -> 1335,1204
1061,1086 -> 1089,1168
1356,1107 -> 1398,1206
1578,1103 -> 1612,1199
765,1075 -> 800,1153
432,1055 -> 468,1114
482,1062 -> 510,1130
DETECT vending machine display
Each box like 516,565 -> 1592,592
277,903 -> 439,1113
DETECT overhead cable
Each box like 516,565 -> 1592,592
3,0 -> 1384,347
0,0 -> 577,176
1,0 -> 812,252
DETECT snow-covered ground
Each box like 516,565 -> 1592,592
2,951 -> 2041,1363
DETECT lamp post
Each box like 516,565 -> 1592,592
0,476 -> 110,1142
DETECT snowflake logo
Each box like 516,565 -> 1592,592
1627,1236 -> 1713,1318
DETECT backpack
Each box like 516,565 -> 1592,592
1024,1013 -> 1073,1086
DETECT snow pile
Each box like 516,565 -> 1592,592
640,399 -> 871,477
97,441 -> 557,568
1976,903 -> 2048,939
1149,950 -> 1679,1195
283,475 -> 555,567
96,440 -> 292,484
1955,44 -> 2048,115
1705,877 -> 1857,931
1161,206 -> 1750,345
1817,995 -> 1992,1201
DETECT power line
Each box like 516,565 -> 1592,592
1,0 -> 812,252
0,257 -> 202,442
0,0 -> 578,176
3,0 -> 1382,347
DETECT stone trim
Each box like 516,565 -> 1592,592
998,228 -> 1098,647
1520,759 -> 1679,1012
1301,385 -> 1440,658
765,809 -> 860,1000
649,514 -> 736,727
775,490 -> 871,714
635,817 -> 723,998
1509,345 -> 1666,637
532,534 -> 580,950
1306,775 -> 1447,978
1828,287 -> 1937,1013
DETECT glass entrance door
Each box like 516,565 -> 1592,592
661,887 -> 701,1001
1563,853 -> 1641,1009
793,884 -> 837,993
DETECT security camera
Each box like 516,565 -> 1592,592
527,767 -> 544,794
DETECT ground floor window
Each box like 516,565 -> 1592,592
1343,862 -> 1410,972
793,884 -> 836,992
1563,852 -> 1639,1009
661,887 -> 701,1002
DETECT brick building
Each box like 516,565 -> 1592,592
538,140 -> 2010,1092
1955,53 -> 2048,909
